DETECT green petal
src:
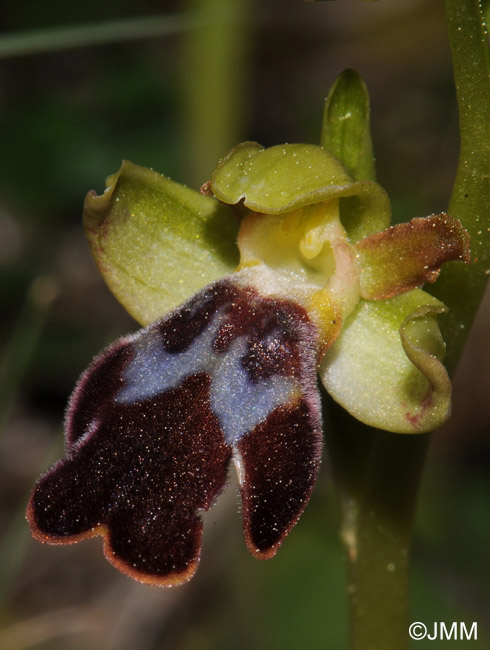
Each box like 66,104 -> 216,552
319,289 -> 452,433
211,142 -> 390,242
84,160 -> 239,326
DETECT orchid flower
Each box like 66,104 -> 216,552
27,141 -> 469,586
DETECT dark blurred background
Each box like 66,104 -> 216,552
0,1 -> 489,648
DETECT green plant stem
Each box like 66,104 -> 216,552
321,69 -> 421,650
332,3 -> 490,649
348,433 -> 429,650
0,11 -> 220,59
431,0 -> 490,373
327,401 -> 428,650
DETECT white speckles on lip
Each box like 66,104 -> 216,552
210,336 -> 297,444
115,319 -> 217,406
116,311 -> 298,445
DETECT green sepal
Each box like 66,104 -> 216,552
319,289 -> 451,433
321,69 -> 376,182
211,142 -> 390,242
83,160 -> 239,326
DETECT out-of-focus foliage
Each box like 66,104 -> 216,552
306,0 -> 378,3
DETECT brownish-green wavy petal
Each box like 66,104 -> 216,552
355,213 -> 471,300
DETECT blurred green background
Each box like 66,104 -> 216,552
0,1 -> 489,648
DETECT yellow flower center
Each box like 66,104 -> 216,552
237,199 -> 361,352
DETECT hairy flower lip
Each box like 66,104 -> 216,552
27,275 -> 323,585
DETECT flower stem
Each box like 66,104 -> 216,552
323,4 -> 490,649
326,402 -> 428,650
327,4 -> 490,649
320,68 -> 428,649
431,0 -> 490,372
